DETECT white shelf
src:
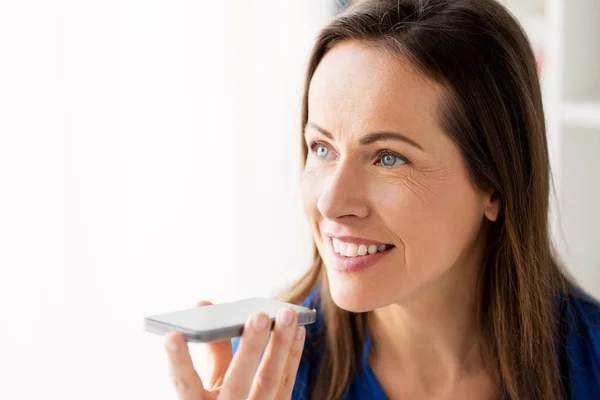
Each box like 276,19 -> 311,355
562,101 -> 600,129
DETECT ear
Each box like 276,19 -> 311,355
483,191 -> 501,222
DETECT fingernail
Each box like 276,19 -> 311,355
295,326 -> 305,340
253,314 -> 268,331
278,308 -> 294,326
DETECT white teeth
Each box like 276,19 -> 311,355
346,243 -> 358,257
339,241 -> 348,255
332,238 -> 391,257
358,244 -> 368,256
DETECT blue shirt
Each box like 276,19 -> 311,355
232,286 -> 600,399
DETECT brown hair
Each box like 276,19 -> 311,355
280,0 -> 568,398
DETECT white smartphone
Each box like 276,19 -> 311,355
144,297 -> 317,343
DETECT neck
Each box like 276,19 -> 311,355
367,239 -> 500,397
369,275 -> 483,373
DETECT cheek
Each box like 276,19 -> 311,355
301,170 -> 330,258
300,169 -> 323,223
378,171 -> 484,272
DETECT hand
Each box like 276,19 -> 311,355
164,300 -> 306,400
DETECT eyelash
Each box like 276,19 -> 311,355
308,141 -> 409,166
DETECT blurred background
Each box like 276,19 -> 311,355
0,0 -> 597,399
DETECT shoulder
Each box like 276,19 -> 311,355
561,286 -> 600,396
566,287 -> 600,327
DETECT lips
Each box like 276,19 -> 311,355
326,236 -> 395,273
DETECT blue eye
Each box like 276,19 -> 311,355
380,153 -> 406,167
315,144 -> 329,159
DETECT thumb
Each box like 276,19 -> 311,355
196,301 -> 233,390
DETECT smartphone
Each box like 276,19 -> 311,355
144,297 -> 317,343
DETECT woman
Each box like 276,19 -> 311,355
163,0 -> 600,398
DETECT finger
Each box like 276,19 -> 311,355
196,301 -> 232,390
275,325 -> 306,399
165,332 -> 205,400
248,308 -> 298,400
218,312 -> 271,400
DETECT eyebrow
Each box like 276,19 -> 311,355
304,121 -> 424,151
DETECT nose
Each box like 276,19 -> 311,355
316,160 -> 370,221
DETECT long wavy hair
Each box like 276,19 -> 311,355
280,0 -> 569,398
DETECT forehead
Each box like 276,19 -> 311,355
307,40 -> 444,142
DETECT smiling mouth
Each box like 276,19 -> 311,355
331,238 -> 395,258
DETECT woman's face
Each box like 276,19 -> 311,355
302,41 -> 499,312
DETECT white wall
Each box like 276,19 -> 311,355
0,1 -> 332,398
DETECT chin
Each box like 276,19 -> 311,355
325,268 -> 390,313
